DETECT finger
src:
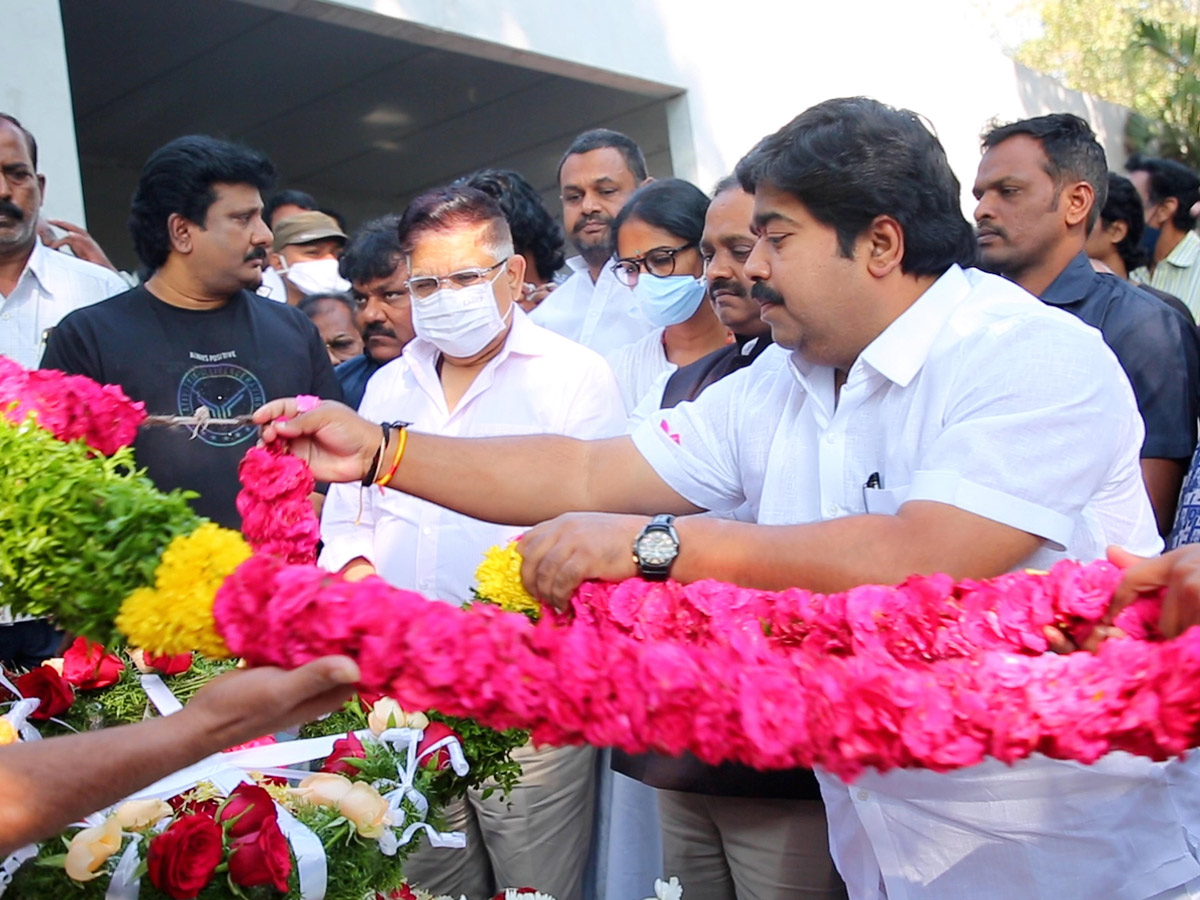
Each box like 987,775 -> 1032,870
1043,625 -> 1076,654
47,219 -> 85,234
550,552 -> 586,611
1109,551 -> 1177,615
253,397 -> 301,425
1107,545 -> 1147,571
46,237 -> 71,251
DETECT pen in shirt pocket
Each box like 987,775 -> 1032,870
862,471 -> 882,510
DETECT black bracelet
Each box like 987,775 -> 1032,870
361,422 -> 391,487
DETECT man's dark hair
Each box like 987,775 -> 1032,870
263,189 -> 317,226
128,135 -> 276,273
982,113 -> 1108,229
1100,172 -> 1151,272
736,97 -> 977,275
712,175 -> 741,198
398,185 -> 513,258
339,214 -> 404,284
557,128 -> 648,183
455,169 -> 566,281
0,113 -> 37,169
298,292 -> 354,319
612,178 -> 709,249
1126,153 -> 1200,232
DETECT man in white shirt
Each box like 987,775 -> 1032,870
529,129 -> 655,355
0,113 -> 127,667
319,185 -> 625,899
263,98 -> 1200,900
0,114 -> 126,370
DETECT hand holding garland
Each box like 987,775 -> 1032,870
0,656 -> 359,855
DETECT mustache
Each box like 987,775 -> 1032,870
572,212 -> 611,235
362,322 -> 397,339
975,223 -> 1006,240
244,247 -> 267,263
0,200 -> 24,221
751,281 -> 785,305
709,277 -> 748,300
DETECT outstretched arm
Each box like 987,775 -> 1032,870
0,656 -> 359,853
254,399 -> 701,525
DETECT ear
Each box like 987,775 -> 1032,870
268,250 -> 285,271
504,254 -> 527,297
1158,196 -> 1180,227
1062,181 -> 1094,229
36,174 -> 45,204
863,215 -> 905,278
1108,219 -> 1129,244
166,212 -> 195,255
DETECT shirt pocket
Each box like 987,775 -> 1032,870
863,485 -> 908,515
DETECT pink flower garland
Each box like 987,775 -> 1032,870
211,555 -> 1199,781
235,395 -> 322,564
0,356 -> 144,454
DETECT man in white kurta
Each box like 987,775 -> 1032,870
319,184 -> 625,900
264,99 -> 1200,900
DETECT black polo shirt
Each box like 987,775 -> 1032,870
1041,252 -> 1200,459
334,352 -> 384,411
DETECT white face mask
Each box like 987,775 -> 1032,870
412,269 -> 512,358
281,258 -> 350,295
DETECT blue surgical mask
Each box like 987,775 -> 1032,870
633,274 -> 706,327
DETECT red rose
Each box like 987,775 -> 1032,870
416,722 -> 461,771
15,666 -> 74,720
144,651 -> 193,676
218,782 -> 276,839
228,819 -> 292,892
381,886 -> 420,900
358,690 -> 384,711
61,637 -> 125,690
146,813 -> 223,899
321,733 -> 367,776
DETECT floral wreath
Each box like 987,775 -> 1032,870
3,357 -> 1198,784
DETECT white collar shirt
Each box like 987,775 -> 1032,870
606,326 -> 674,413
631,265 -> 1194,900
0,241 -> 128,368
319,307 -> 626,605
529,255 -> 654,356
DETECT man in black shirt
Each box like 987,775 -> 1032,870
335,214 -> 414,409
41,135 -> 341,528
974,114 -> 1200,534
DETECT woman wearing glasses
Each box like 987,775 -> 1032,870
606,179 -> 732,413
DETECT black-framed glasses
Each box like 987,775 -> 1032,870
611,243 -> 697,286
406,258 -> 508,301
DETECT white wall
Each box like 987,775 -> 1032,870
4,0 -> 87,225
282,0 -> 1132,202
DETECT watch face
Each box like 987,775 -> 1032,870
637,529 -> 678,566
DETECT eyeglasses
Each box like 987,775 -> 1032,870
611,243 -> 696,286
405,259 -> 508,301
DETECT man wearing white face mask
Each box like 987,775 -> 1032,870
268,211 -> 350,305
318,185 -> 625,899
606,179 -> 732,413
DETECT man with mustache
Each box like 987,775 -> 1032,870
335,214 -> 415,409
41,134 -> 341,529
974,114 -> 1200,536
0,114 -> 126,370
258,97 -> 1200,900
529,128 -> 655,355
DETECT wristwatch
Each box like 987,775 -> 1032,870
633,514 -> 680,581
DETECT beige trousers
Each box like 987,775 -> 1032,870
657,790 -> 848,900
405,742 -> 596,900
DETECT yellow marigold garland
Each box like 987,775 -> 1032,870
474,542 -> 540,621
115,523 -> 252,658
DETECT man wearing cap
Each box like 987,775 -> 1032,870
268,211 -> 351,305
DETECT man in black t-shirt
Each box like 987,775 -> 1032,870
41,135 -> 341,529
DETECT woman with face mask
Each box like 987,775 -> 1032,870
606,179 -> 732,413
